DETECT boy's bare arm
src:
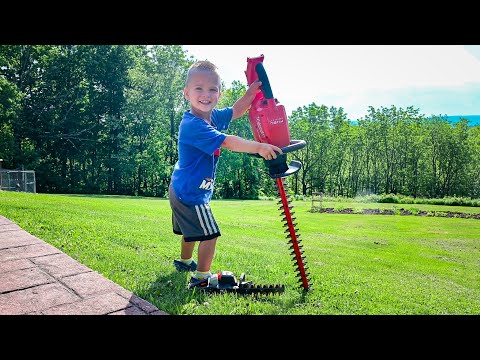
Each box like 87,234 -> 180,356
221,135 -> 282,160
231,81 -> 262,120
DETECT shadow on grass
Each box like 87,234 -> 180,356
139,267 -> 315,315
138,269 -> 310,315
137,270 -> 212,315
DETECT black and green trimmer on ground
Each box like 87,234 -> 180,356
196,55 -> 311,295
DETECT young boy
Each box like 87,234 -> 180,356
169,60 -> 282,289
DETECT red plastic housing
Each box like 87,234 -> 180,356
245,55 -> 291,148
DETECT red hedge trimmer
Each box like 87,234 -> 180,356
245,54 -> 311,292
195,55 -> 310,295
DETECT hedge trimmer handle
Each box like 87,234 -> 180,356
251,139 -> 306,159
255,62 -> 274,100
279,139 -> 306,155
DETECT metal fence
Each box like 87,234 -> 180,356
0,170 -> 36,193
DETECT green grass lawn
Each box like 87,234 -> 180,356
1,191 -> 479,315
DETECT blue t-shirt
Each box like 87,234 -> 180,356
171,107 -> 233,205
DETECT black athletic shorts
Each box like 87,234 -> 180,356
169,184 -> 221,242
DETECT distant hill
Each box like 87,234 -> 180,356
446,115 -> 480,126
349,115 -> 480,126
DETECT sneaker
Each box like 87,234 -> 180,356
173,259 -> 197,272
187,276 -> 209,289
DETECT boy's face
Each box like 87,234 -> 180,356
184,70 -> 221,119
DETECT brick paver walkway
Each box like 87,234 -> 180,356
0,215 -> 167,315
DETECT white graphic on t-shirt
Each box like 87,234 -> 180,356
199,177 -> 214,190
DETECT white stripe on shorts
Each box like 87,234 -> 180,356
199,204 -> 213,234
194,204 -> 219,236
195,205 -> 209,236
203,203 -> 219,234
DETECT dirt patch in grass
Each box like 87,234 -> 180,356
310,207 -> 480,220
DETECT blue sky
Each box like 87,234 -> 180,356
182,45 -> 480,120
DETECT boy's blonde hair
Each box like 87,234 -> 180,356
185,60 -> 221,89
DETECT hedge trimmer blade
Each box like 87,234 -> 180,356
204,283 -> 285,295
276,177 -> 311,291
192,271 -> 285,295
